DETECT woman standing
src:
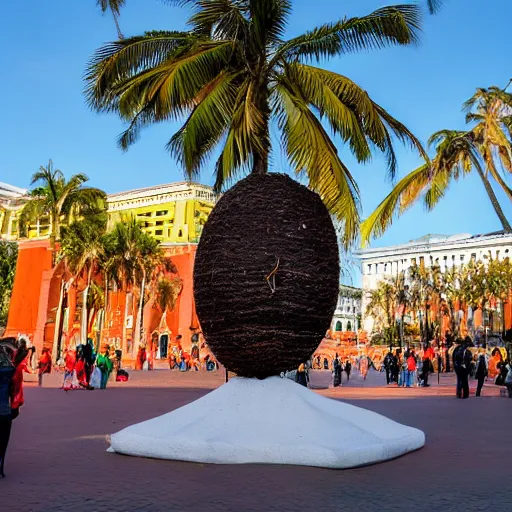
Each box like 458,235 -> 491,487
0,338 -> 18,478
475,351 -> 488,397
333,354 -> 342,387
37,348 -> 52,387
96,344 -> 113,389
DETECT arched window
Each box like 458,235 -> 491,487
347,321 -> 352,331
335,321 -> 342,332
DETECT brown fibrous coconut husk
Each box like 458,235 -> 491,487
193,173 -> 340,379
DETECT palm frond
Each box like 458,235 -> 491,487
283,64 -> 427,178
167,71 -> 238,179
276,5 -> 421,62
360,163 -> 431,246
249,0 -> 291,50
85,32 -> 198,112
275,79 -> 360,246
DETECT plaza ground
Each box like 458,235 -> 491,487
3,369 -> 512,511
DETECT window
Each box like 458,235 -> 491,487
353,306 -> 356,313
155,229 -> 163,236
156,210 -> 168,217
156,221 -> 164,226
347,321 -> 352,331
335,321 -> 342,332
471,253 -> 476,261
419,256 -> 424,266
460,255 -> 465,262
411,258 -> 416,266
367,264 -> 372,274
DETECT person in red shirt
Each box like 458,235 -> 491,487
406,351 -> 417,388
62,348 -> 77,390
37,348 -> 52,387
421,342 -> 435,387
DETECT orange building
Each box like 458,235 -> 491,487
3,182 -> 217,366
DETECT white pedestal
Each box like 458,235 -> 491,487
108,377 -> 425,468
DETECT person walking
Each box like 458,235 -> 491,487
96,344 -> 113,390
345,359 -> 351,381
37,347 -> 52,387
453,339 -> 472,399
333,354 -> 342,387
421,343 -> 434,387
474,351 -> 488,397
383,351 -> 393,385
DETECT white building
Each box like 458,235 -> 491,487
0,182 -> 27,241
331,284 -> 362,333
356,232 -> 512,332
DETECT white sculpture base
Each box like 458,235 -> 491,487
108,376 -> 425,468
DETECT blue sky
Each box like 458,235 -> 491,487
2,0 -> 511,258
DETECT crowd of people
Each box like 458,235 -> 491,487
58,340 -> 126,390
135,330 -> 220,373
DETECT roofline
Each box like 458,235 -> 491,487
355,232 -> 512,260
108,181 -> 215,200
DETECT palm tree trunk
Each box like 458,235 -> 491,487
137,271 -> 146,350
112,11 -> 124,39
475,164 -> 512,232
80,265 -> 93,344
52,280 -> 66,362
251,87 -> 270,175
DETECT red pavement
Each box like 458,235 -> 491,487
2,369 -> 512,512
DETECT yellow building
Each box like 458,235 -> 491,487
1,181 -> 217,244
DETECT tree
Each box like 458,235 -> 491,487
365,280 -> 398,347
97,0 -> 126,39
103,218 -> 165,352
463,87 -> 512,202
85,1 -> 427,246
19,160 -> 107,249
362,128 -> 512,245
59,216 -> 108,347
0,242 -> 17,328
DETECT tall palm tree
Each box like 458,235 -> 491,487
361,128 -> 512,245
19,160 -> 106,249
97,0 -> 126,39
103,218 -> 164,352
463,87 -> 512,202
85,1 -> 427,246
59,217 -> 108,346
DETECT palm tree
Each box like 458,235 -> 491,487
365,279 -> 399,347
0,241 -> 17,328
362,128 -> 512,245
19,160 -> 106,249
463,87 -> 512,202
59,217 -> 108,347
85,1 -> 427,246
97,0 -> 126,39
103,218 -> 164,352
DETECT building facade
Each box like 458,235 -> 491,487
357,232 -> 512,333
3,181 -> 217,363
331,285 -> 362,333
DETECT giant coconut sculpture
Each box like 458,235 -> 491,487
108,174 -> 425,468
